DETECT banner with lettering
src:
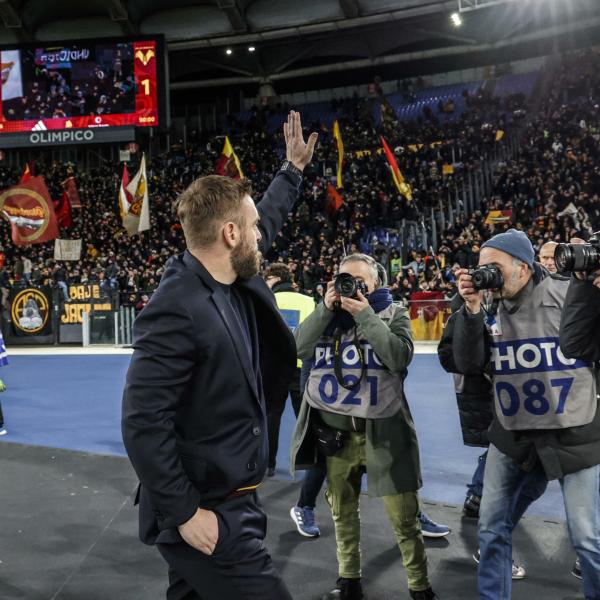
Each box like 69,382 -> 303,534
54,239 -> 82,261
61,284 -> 112,325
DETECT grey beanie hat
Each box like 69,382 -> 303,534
481,228 -> 535,268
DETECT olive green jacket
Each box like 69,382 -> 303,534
290,301 -> 422,496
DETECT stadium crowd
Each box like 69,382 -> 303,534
1,50 -> 599,313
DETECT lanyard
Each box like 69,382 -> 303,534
333,325 -> 365,391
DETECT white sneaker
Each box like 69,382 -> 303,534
473,549 -> 526,580
511,562 -> 526,579
0,427 -> 7,436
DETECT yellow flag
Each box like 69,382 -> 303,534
333,120 -> 344,188
216,136 -> 244,179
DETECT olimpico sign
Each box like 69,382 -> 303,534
0,127 -> 135,148
29,130 -> 95,144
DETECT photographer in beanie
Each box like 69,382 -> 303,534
291,253 -> 437,600
454,229 -> 600,600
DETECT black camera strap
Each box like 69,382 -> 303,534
333,326 -> 365,391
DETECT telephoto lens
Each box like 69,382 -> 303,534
555,233 -> 600,274
470,264 -> 504,291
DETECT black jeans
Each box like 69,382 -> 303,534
157,493 -> 292,600
0,399 -> 4,427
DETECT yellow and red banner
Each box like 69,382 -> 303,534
409,291 -> 447,341
381,136 -> 413,201
0,176 -> 59,245
19,163 -> 32,184
333,120 -> 344,188
485,210 -> 512,225
215,136 -> 244,179
120,155 -> 151,236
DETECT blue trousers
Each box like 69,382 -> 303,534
296,360 -> 327,509
467,451 -> 488,498
478,444 -> 600,600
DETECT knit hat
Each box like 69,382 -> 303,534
481,229 -> 535,268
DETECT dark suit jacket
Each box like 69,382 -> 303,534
122,169 -> 300,544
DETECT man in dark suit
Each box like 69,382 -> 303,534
122,111 -> 317,600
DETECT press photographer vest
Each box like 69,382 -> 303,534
304,304 -> 404,419
488,276 -> 597,431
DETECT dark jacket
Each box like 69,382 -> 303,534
438,310 -> 494,447
122,169 -> 300,545
559,277 -> 600,362
453,270 -> 600,480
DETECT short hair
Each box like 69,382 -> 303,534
263,263 -> 293,284
540,241 -> 558,255
340,253 -> 385,288
173,175 -> 252,249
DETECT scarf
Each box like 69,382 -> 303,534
325,286 -> 394,335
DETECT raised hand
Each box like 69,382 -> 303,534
283,110 -> 318,172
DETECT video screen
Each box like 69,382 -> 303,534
0,37 -> 162,133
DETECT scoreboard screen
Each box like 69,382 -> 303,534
0,36 -> 166,147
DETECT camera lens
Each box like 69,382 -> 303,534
335,273 -> 357,297
556,243 -> 600,273
555,244 -> 573,273
471,265 -> 504,290
339,279 -> 355,296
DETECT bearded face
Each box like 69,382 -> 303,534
230,226 -> 261,281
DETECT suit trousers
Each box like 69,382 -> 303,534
157,493 -> 292,600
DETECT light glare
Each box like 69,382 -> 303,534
451,12 -> 463,26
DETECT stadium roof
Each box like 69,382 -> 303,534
1,0 -> 599,95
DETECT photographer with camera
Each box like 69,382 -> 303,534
558,234 -> 600,590
454,229 -> 600,600
291,253 -> 437,600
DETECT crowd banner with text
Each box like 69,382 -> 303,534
54,239 -> 82,261
61,284 -> 113,325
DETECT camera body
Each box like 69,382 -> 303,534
469,264 -> 504,291
555,232 -> 600,274
334,273 -> 368,299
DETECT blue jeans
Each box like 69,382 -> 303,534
297,360 -> 327,509
467,451 -> 488,498
478,444 -> 600,600
467,451 -> 547,525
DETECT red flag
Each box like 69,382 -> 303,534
381,136 -> 413,201
325,183 -> 343,215
63,176 -> 81,209
19,163 -> 32,184
53,191 -> 73,229
0,176 -> 59,245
